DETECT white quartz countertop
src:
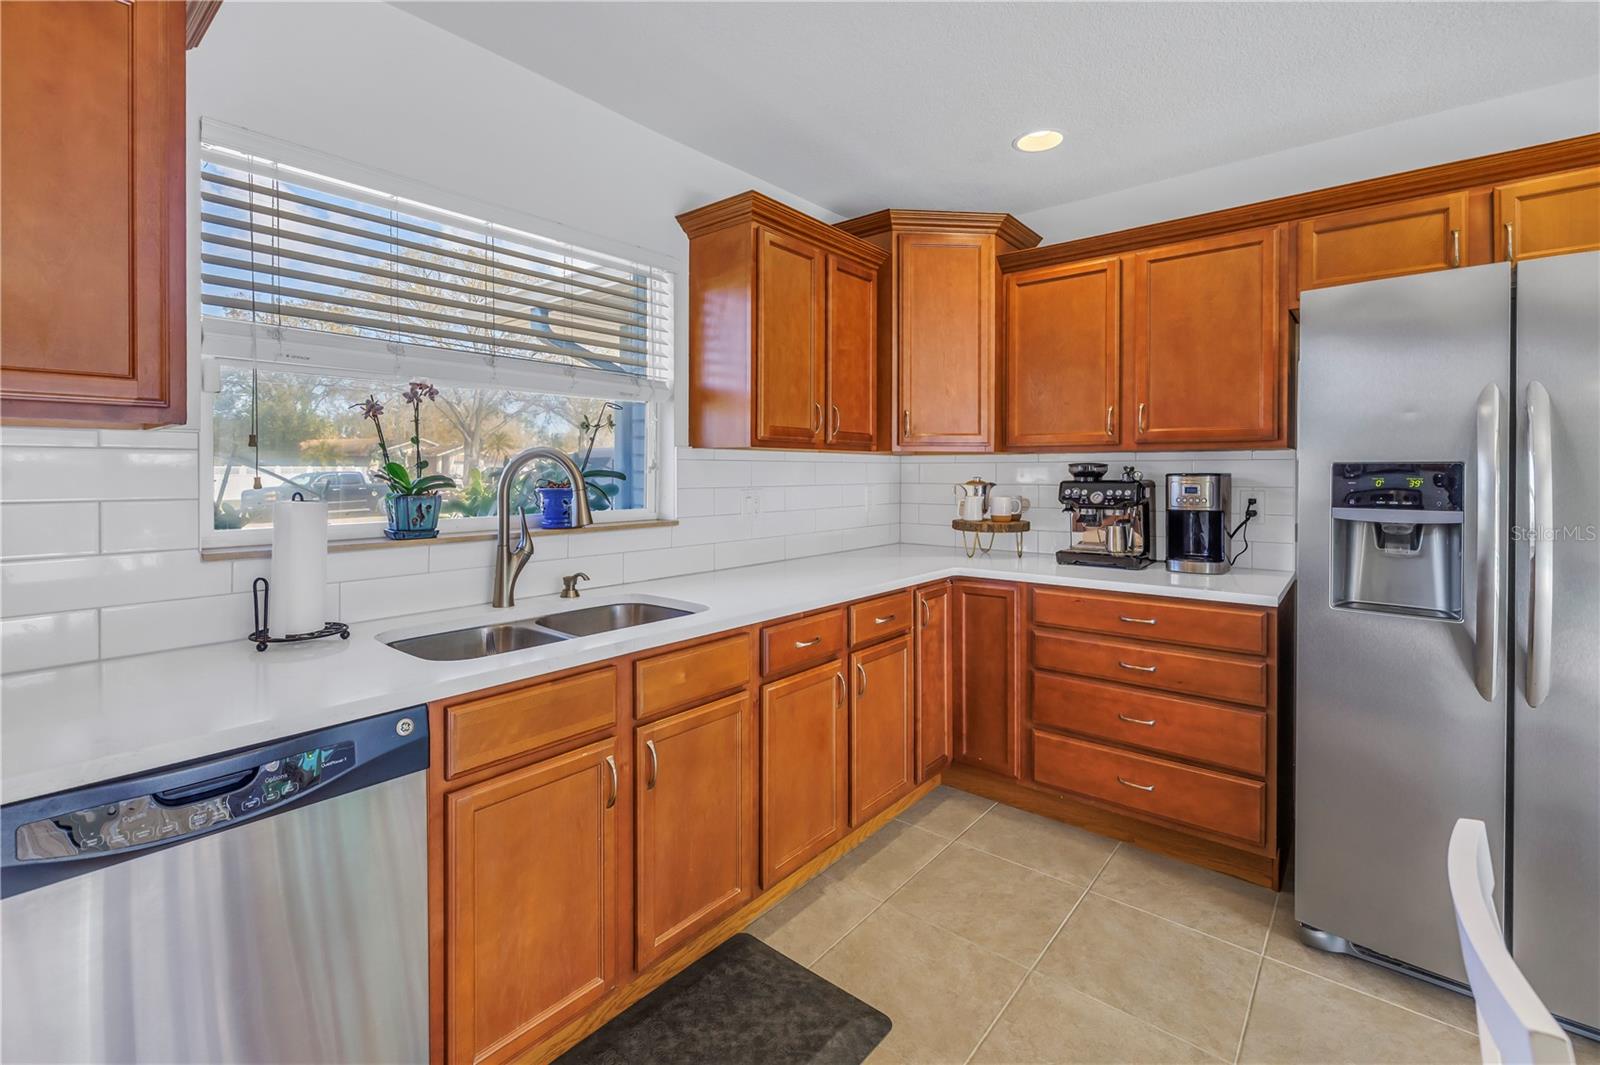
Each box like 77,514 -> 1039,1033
1,545 -> 1293,804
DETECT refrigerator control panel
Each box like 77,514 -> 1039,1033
1332,462 -> 1462,512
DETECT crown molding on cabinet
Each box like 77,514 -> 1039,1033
676,190 -> 888,265
185,1 -> 223,49
836,208 -> 1043,252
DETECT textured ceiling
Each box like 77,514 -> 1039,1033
399,1 -> 1600,219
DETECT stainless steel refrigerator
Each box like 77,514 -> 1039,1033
1296,252 -> 1599,1034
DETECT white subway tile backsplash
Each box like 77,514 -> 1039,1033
566,524 -> 673,557
100,501 -> 200,554
1,447 -> 198,502
0,428 -> 99,448
676,459 -> 752,489
325,547 -> 430,583
0,550 -> 231,617
427,539 -> 498,573
0,610 -> 99,673
714,537 -> 786,570
676,488 -> 716,517
97,429 -> 199,450
339,567 -> 488,624
624,544 -> 714,583
100,593 -> 255,659
2,502 -> 99,559
784,531 -> 843,559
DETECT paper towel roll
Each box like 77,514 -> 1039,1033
271,497 -> 329,636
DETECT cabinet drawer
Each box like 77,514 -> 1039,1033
849,591 -> 913,645
1033,731 -> 1265,845
762,609 -> 847,677
1032,587 -> 1269,656
1032,671 -> 1266,776
445,667 -> 617,778
635,632 -> 752,720
1033,630 -> 1268,707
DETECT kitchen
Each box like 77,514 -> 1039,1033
1,2 -> 1597,1063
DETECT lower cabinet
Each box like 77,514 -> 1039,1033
760,660 -> 849,887
915,582 -> 952,779
635,692 -> 757,969
849,634 -> 916,826
445,738 -> 620,1065
952,581 -> 1023,779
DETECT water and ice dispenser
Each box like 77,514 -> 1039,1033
1328,462 -> 1465,621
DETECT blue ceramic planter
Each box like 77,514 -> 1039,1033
536,486 -> 574,529
385,493 -> 441,539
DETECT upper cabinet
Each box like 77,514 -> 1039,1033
1,0 -> 187,427
1494,166 -> 1600,263
678,192 -> 886,451
1128,227 -> 1286,448
1297,192 -> 1468,290
1002,257 -> 1122,450
836,211 -> 1042,453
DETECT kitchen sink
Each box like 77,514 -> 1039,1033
534,601 -> 696,637
386,622 -> 569,662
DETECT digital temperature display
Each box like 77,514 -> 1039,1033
1332,462 -> 1463,513
1370,476 -> 1426,490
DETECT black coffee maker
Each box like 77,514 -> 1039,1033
1166,473 -> 1231,574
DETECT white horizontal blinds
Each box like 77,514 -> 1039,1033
198,143 -> 671,380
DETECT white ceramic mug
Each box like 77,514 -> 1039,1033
957,496 -> 986,521
989,495 -> 1024,518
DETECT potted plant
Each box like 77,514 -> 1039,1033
534,476 -> 576,529
355,382 -> 457,539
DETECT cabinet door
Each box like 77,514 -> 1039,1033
915,583 -> 952,780
849,635 -> 915,826
755,227 -> 825,446
635,693 -> 757,969
446,739 -> 619,1065
952,582 -> 1022,779
896,232 -> 995,451
1494,167 -> 1600,263
1,0 -> 186,427
825,255 -> 879,449
1003,258 -> 1121,449
1297,192 -> 1468,290
1129,227 -> 1283,447
760,660 -> 848,886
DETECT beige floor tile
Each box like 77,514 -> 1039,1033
813,905 -> 1027,1065
952,803 -> 1118,887
895,785 -> 995,839
744,874 -> 881,967
887,844 -> 1086,965
1266,893 -> 1480,1033
1240,959 -> 1480,1064
821,820 -> 950,900
1036,893 -> 1260,1059
1092,844 -> 1278,951
971,972 -> 1223,1064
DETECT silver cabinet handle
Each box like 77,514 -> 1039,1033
902,409 -> 911,437
1118,713 -> 1157,727
1505,222 -> 1515,262
811,402 -> 822,435
644,739 -> 658,790
1526,381 -> 1554,707
874,614 -> 896,625
856,661 -> 868,696
834,671 -> 845,709
831,404 -> 841,437
1450,228 -> 1461,268
1118,661 -> 1158,673
1118,777 -> 1155,792
794,636 -> 822,649
920,598 -> 930,625
1474,383 -> 1506,702
1118,615 -> 1157,625
604,755 -> 618,809
1105,406 -> 1114,437
1138,402 -> 1148,433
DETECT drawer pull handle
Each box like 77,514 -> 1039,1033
794,636 -> 823,649
645,739 -> 658,790
1118,776 -> 1156,792
874,614 -> 896,625
604,755 -> 619,809
1118,615 -> 1157,625
1117,713 -> 1157,727
1118,661 -> 1158,673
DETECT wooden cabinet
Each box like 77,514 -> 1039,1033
1128,227 -> 1285,448
1,0 -> 187,427
679,192 -> 885,451
635,693 -> 757,969
915,582 -> 952,780
759,660 -> 848,886
446,739 -> 620,1065
1002,257 -> 1123,449
848,635 -> 915,826
951,581 -> 1023,779
1494,166 -> 1600,263
1297,192 -> 1468,290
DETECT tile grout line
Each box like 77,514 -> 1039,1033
1081,888 -> 1269,957
1263,953 -> 1482,1037
1232,892 -> 1279,1064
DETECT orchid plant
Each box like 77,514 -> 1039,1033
354,382 -> 457,497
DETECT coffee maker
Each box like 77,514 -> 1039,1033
1056,463 -> 1155,569
1166,473 -> 1232,573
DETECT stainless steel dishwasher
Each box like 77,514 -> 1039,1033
1,706 -> 428,1064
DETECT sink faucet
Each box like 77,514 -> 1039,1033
493,447 -> 592,608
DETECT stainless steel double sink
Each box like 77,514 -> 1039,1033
385,601 -> 701,662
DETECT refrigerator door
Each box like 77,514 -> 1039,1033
1511,251 -> 1600,1029
1296,263 -> 1511,982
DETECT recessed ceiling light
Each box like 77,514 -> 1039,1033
1013,129 -> 1063,153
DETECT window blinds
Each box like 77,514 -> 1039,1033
199,141 -> 671,380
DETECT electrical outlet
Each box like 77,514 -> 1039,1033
741,492 -> 761,517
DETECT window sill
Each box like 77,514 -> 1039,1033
200,519 -> 678,563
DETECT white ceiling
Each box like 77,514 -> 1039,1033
399,1 -> 1600,220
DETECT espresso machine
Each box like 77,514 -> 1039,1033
1056,463 -> 1155,569
1166,473 -> 1231,573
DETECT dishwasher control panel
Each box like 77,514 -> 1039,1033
12,740 -> 355,861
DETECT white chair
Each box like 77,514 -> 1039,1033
1448,818 -> 1576,1065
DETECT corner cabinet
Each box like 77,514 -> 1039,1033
679,192 -> 886,451
914,582 -> 953,779
1,0 -> 187,427
951,580 -> 1023,779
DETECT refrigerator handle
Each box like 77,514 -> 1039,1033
1525,381 -> 1554,707
1474,383 -> 1506,702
